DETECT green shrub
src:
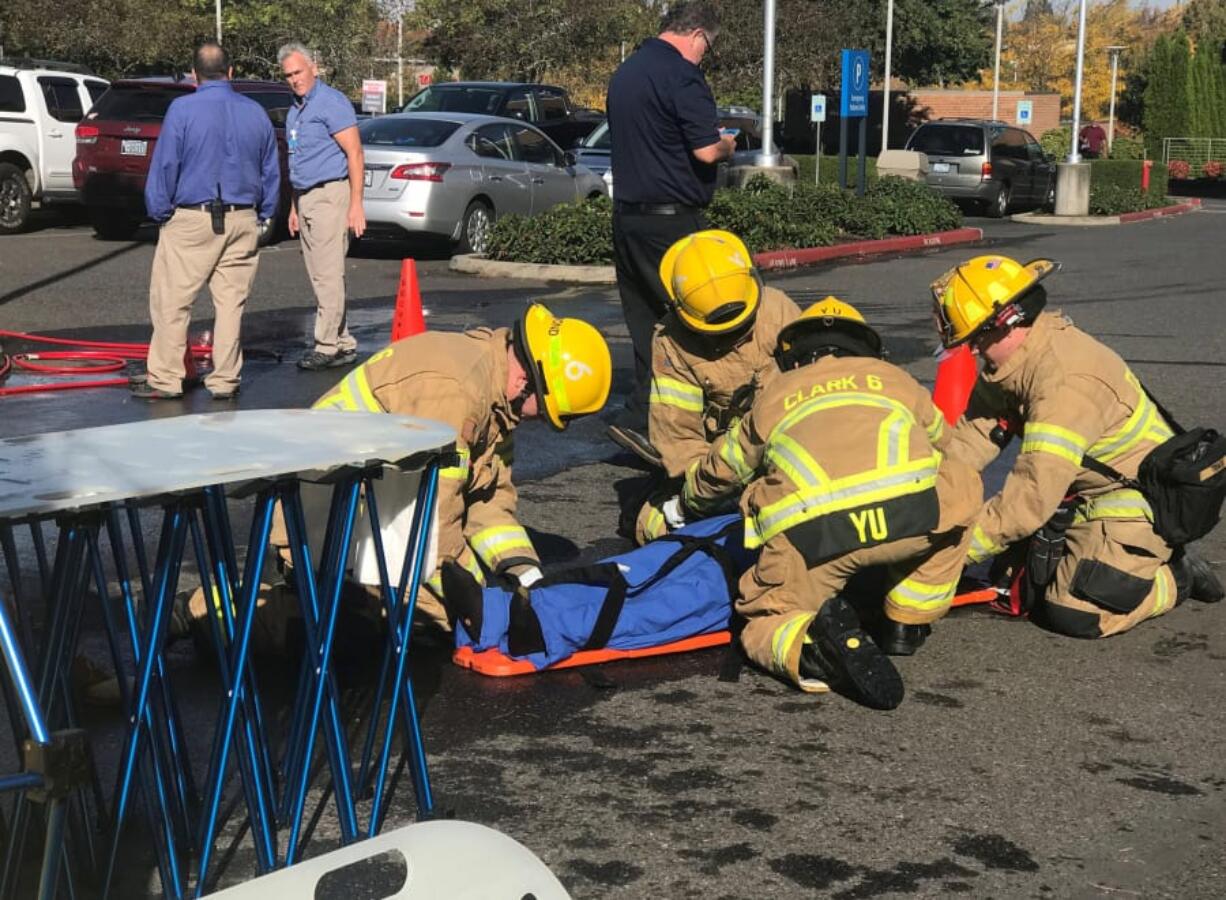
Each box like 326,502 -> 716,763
1040,126 -> 1071,160
1108,136 -> 1145,160
1088,183 -> 1171,215
485,176 -> 962,263
793,155 -> 878,186
486,195 -> 613,265
1090,159 -> 1169,199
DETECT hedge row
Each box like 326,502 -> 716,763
792,155 -> 879,186
484,176 -> 962,266
1090,159 -> 1170,198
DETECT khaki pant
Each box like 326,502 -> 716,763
1039,517 -> 1175,638
296,179 -> 356,355
738,524 -> 973,688
147,208 -> 259,393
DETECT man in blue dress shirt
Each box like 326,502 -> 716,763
136,41 -> 279,401
279,42 -> 366,370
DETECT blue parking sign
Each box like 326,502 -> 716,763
840,49 -> 870,119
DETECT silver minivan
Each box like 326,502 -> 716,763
905,119 -> 1056,218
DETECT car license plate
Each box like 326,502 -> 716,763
364,170 -> 373,187
932,162 -> 951,173
120,139 -> 147,157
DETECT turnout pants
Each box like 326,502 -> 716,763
1038,516 -> 1176,638
297,179 -> 357,355
147,207 -> 259,393
611,208 -> 706,429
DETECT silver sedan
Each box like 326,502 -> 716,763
358,112 -> 606,254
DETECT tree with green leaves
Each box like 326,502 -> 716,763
1142,31 -> 1191,157
1183,0 -> 1226,49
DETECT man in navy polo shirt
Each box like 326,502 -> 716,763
280,42 -> 366,370
605,1 -> 735,452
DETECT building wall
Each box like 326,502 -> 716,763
907,90 -> 1062,139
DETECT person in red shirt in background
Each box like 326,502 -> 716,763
1079,122 -> 1108,159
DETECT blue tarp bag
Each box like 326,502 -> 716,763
455,515 -> 756,670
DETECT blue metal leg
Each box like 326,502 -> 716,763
282,478 -> 362,864
101,504 -> 188,900
369,463 -> 439,833
0,523 -> 35,653
201,486 -> 277,827
188,504 -> 276,877
193,491 -> 277,896
36,798 -> 65,900
355,475 -> 397,796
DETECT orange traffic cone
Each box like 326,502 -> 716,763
391,258 -> 426,342
932,344 -> 977,425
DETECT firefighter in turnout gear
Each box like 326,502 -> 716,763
935,255 -> 1223,638
612,229 -> 801,544
301,303 -> 612,630
676,298 -> 983,708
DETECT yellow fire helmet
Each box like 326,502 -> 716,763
931,255 -> 1059,348
515,303 -> 612,431
776,296 -> 882,365
658,230 -> 762,335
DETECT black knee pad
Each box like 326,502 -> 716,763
1070,558 -> 1152,615
1038,601 -> 1102,639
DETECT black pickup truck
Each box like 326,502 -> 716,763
399,81 -> 603,149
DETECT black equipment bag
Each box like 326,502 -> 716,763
1081,380 -> 1226,547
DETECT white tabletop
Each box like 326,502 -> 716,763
0,410 -> 455,520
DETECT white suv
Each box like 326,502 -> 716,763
0,59 -> 109,233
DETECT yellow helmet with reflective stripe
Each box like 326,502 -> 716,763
776,296 -> 882,366
515,303 -> 612,431
658,230 -> 761,334
932,255 -> 1059,348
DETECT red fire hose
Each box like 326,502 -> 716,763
0,329 -> 212,397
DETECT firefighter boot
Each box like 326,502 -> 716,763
440,562 -> 485,641
799,595 -> 904,710
876,620 -> 932,656
1172,553 -> 1225,604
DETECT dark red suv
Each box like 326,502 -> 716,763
73,78 -> 293,240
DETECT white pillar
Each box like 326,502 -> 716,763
992,0 -> 1004,121
882,0 -> 895,150
1069,0 -> 1089,164
1106,46 -> 1124,154
215,0 -> 222,43
759,0 -> 778,165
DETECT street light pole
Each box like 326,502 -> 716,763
397,6 -> 404,108
992,0 -> 1004,121
882,0 -> 895,150
215,0 -> 222,43
1069,0 -> 1089,163
759,0 -> 778,166
1106,45 -> 1125,154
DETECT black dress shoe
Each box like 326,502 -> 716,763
297,349 -> 358,371
799,595 -> 904,710
876,621 -> 932,656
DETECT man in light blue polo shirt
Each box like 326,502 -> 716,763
280,42 -> 366,370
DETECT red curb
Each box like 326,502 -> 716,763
1118,198 -> 1202,224
752,227 -> 984,271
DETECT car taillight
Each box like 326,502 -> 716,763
981,161 -> 993,179
76,124 -> 100,145
390,162 -> 450,182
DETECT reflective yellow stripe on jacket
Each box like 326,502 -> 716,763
439,447 -> 471,482
1087,372 -> 1174,464
744,392 -> 939,548
469,524 -> 535,569
1021,422 -> 1089,466
425,549 -> 485,596
312,364 -> 383,413
650,375 -> 704,412
886,575 -> 958,613
1075,488 -> 1153,523
966,523 -> 1007,564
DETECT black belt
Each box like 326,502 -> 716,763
176,203 -> 254,212
298,176 -> 349,194
614,201 -> 698,216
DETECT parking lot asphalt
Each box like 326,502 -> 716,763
1,203 -> 1224,898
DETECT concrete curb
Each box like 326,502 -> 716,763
1012,198 -> 1202,227
752,227 -> 984,271
450,226 -> 985,283
450,254 -> 616,284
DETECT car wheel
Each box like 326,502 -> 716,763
0,163 -> 33,235
987,182 -> 1011,218
89,209 -> 142,240
457,199 -> 493,255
